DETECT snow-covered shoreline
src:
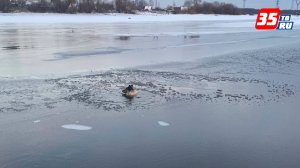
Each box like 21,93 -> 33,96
0,12 -> 257,23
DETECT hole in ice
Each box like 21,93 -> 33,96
61,124 -> 92,131
2,46 -> 20,50
117,36 -> 131,41
158,121 -> 170,127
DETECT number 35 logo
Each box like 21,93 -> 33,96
256,8 -> 280,30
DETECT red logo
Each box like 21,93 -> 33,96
256,8 -> 280,30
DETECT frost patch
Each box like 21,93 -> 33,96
61,124 -> 92,131
158,121 -> 170,127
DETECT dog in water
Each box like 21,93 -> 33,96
122,85 -> 138,98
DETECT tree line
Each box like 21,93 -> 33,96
180,0 -> 240,15
0,0 -> 242,15
0,0 -> 149,13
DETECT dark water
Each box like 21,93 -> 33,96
1,43 -> 300,167
1,98 -> 300,168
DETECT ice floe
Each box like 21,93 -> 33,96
61,124 -> 92,131
158,121 -> 170,127
33,120 -> 41,123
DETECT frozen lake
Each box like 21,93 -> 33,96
1,13 -> 299,77
1,14 -> 300,168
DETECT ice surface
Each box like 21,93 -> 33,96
1,14 -> 299,77
61,124 -> 92,131
1,44 -> 298,112
0,14 -> 299,113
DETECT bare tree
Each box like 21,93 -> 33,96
184,0 -> 193,7
243,0 -> 246,8
78,0 -> 95,13
296,0 -> 300,10
184,0 -> 201,7
193,0 -> 201,5
186,1 -> 240,15
136,0 -> 148,10
95,0 -> 114,13
115,0 -> 135,13
149,0 -> 154,6
0,0 -> 11,12
15,0 -> 26,8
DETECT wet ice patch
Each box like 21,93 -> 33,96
158,121 -> 170,127
2,45 -> 20,50
61,124 -> 92,131
51,48 -> 128,61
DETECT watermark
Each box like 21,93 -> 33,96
255,8 -> 294,30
